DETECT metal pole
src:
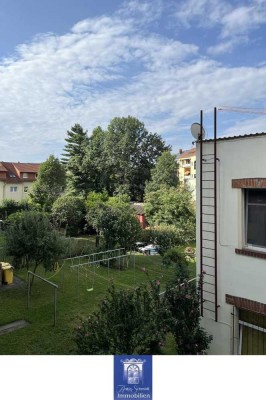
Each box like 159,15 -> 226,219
214,106 -> 218,322
200,109 -> 204,316
77,265 -> 79,296
27,271 -> 30,309
54,287 -> 57,327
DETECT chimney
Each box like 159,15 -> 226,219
179,149 -> 183,154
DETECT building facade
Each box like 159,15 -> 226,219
196,133 -> 266,355
177,148 -> 196,200
0,162 -> 40,202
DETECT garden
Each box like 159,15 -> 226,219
0,236 -> 196,355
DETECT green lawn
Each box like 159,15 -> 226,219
0,241 -> 196,355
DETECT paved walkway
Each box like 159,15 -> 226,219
0,276 -> 26,291
0,320 -> 29,335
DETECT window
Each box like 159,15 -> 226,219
23,172 -> 28,178
10,186 -> 17,192
194,161 -> 196,170
24,186 -> 28,193
246,189 -> 266,248
9,173 -> 16,178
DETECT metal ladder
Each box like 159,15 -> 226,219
199,108 -> 218,321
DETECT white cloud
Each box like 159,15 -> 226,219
0,2 -> 266,161
175,0 -> 266,54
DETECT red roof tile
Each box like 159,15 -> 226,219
179,148 -> 196,159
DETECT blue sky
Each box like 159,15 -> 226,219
0,0 -> 266,161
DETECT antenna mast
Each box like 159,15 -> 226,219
218,106 -> 266,115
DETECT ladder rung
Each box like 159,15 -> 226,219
202,212 -> 214,216
203,273 -> 215,277
203,255 -> 215,259
202,170 -> 214,173
204,299 -> 216,304
202,179 -> 215,182
202,154 -> 215,156
202,204 -> 215,207
204,282 -> 215,286
203,162 -> 215,164
202,238 -> 215,242
202,246 -> 214,250
202,264 -> 215,268
202,222 -> 215,225
203,289 -> 215,295
202,196 -> 215,198
203,307 -> 216,313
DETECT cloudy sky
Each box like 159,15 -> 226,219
0,0 -> 266,161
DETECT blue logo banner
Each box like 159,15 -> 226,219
114,355 -> 152,400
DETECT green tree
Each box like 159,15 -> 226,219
29,155 -> 66,211
86,116 -> 169,200
62,124 -> 90,195
87,203 -> 141,250
164,279 -> 212,354
52,194 -> 86,236
145,151 -> 178,193
74,281 -> 169,355
5,211 -> 64,290
144,185 -> 195,224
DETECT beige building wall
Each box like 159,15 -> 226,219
196,134 -> 266,354
0,181 -> 35,203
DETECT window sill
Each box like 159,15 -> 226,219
235,248 -> 266,259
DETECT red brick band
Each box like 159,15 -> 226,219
232,178 -> 266,188
235,248 -> 266,259
226,294 -> 266,315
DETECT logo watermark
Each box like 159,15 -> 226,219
114,356 -> 152,400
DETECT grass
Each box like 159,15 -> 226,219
0,239 -> 196,355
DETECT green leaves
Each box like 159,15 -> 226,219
5,211 -> 65,271
74,282 -> 170,355
29,155 -> 66,211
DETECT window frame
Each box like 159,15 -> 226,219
10,186 -> 18,193
245,188 -> 266,252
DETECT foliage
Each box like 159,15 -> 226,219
29,155 -> 66,211
87,204 -> 141,250
0,199 -> 32,219
145,151 -> 178,193
144,185 -> 195,225
52,194 -> 86,236
74,282 -> 170,355
85,190 -> 109,211
5,211 -> 65,275
164,279 -> 212,355
162,247 -> 190,280
140,224 -> 194,254
82,116 -> 169,200
62,123 -> 90,195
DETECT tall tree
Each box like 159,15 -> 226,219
104,116 -> 170,200
145,151 -> 178,193
62,124 -> 90,195
29,155 -> 66,211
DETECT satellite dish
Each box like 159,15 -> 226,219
191,123 -> 205,140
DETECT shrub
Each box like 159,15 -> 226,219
74,282 -> 170,355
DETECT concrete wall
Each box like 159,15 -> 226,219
196,135 -> 266,354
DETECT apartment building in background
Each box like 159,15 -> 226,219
177,147 -> 196,199
0,162 -> 40,202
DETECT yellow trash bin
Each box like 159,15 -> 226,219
2,263 -> 14,284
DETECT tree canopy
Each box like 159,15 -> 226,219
63,116 -> 169,200
29,155 -> 66,211
145,151 -> 178,193
61,124 -> 90,195
5,211 -> 64,276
